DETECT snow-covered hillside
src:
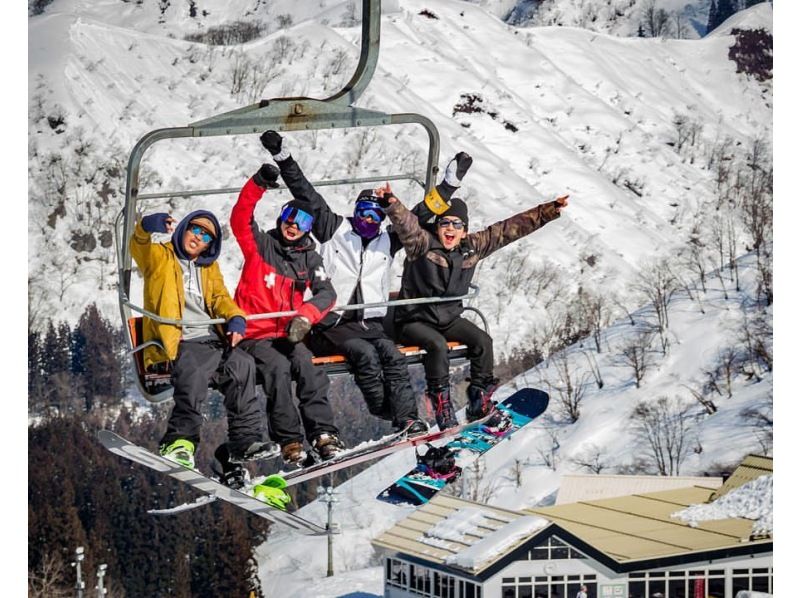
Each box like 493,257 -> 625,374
257,250 -> 772,597
28,0 -> 772,360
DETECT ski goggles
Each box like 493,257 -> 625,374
354,198 -> 386,223
189,225 -> 214,243
436,218 -> 465,230
279,205 -> 314,232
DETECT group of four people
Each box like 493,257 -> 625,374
133,130 -> 568,504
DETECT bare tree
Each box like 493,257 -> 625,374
618,330 -> 654,389
680,383 -> 717,415
569,444 -> 610,474
536,427 -> 561,471
581,350 -> 604,390
632,396 -> 694,475
545,353 -> 590,423
642,0 -> 671,37
576,289 -> 615,353
633,258 -> 679,353
28,552 -> 71,598
741,400 -> 773,455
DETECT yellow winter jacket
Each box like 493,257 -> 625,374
130,220 -> 245,369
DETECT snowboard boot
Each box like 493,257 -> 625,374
280,440 -> 307,468
251,475 -> 292,511
227,440 -> 280,463
426,385 -> 458,430
466,380 -> 499,422
212,443 -> 250,491
394,418 -> 429,439
418,444 -> 458,477
311,433 -> 346,461
159,438 -> 195,469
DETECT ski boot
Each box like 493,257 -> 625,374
312,433 -> 346,461
227,440 -> 280,463
425,385 -> 458,430
212,443 -> 250,490
280,440 -> 308,469
252,475 -> 292,511
159,438 -> 195,469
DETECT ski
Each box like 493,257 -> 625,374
140,413 -> 502,517
98,430 -> 329,536
376,388 -> 549,506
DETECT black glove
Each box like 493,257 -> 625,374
141,212 -> 171,234
260,130 -> 283,155
286,317 -> 312,343
377,191 -> 395,209
444,152 -> 473,187
253,163 -> 280,189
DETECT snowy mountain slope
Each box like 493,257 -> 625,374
28,0 -> 772,360
257,250 -> 771,597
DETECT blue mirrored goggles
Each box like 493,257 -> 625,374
189,225 -> 214,243
279,205 -> 314,232
354,199 -> 385,222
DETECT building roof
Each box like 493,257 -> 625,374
372,456 -> 772,575
372,494 -> 541,573
556,474 -> 723,505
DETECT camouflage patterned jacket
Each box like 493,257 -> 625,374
386,198 -> 561,328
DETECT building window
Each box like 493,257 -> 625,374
386,558 -> 480,597
504,575 -> 596,598
527,536 -> 588,560
626,566 -> 772,597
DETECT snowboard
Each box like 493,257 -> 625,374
98,430 -> 329,536
376,388 -> 549,506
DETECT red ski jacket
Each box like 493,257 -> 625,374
231,177 -> 336,340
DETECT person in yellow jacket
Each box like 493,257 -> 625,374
131,209 -> 280,487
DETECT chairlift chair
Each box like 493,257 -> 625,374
116,0 -> 488,403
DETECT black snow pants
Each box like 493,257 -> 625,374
398,317 -> 494,389
161,338 -> 264,453
309,321 -> 419,426
239,337 -> 338,446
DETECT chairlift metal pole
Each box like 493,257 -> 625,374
316,484 -> 340,577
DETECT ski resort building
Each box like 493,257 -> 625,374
372,455 -> 772,598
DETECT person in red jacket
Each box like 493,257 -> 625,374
231,162 -> 344,464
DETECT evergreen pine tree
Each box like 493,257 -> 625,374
715,0 -> 737,28
72,304 -> 123,410
706,0 -> 718,34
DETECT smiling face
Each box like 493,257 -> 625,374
280,221 -> 306,242
182,224 -> 213,259
436,217 -> 466,250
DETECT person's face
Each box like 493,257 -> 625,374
182,224 -> 213,259
280,221 -> 305,242
436,217 -> 466,250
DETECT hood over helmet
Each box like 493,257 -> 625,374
171,209 -> 223,265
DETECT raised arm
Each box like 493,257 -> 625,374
379,186 -> 433,261
468,195 -> 569,260
230,164 -> 281,259
130,212 -> 176,276
260,130 -> 343,243
411,152 -> 474,226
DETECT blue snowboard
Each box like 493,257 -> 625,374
376,388 -> 549,506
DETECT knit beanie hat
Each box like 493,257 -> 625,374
435,197 -> 469,228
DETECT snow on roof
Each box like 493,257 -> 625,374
431,512 -> 549,570
671,474 -> 773,536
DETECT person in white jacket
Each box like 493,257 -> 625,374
259,130 -> 472,435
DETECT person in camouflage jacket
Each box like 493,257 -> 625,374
378,184 -> 569,429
